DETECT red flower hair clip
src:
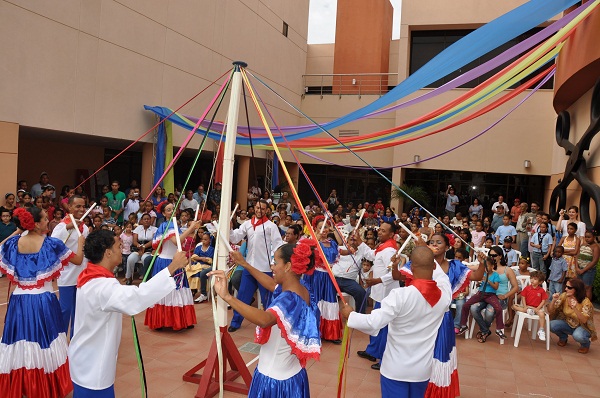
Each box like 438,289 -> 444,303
291,239 -> 317,275
311,214 -> 325,230
14,208 -> 35,231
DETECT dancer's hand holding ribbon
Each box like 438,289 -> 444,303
167,251 -> 189,276
208,270 -> 232,301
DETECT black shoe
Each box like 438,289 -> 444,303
329,339 -> 342,345
371,362 -> 381,370
357,351 -> 377,362
228,326 -> 239,333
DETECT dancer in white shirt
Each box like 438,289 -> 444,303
68,230 -> 188,397
342,247 -> 451,398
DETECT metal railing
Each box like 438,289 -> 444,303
302,73 -> 399,97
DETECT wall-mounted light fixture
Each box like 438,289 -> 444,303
414,155 -> 420,163
524,160 -> 531,168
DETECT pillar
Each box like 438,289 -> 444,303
391,166 -> 405,213
0,122 -> 19,202
141,143 -> 154,199
236,155 -> 250,210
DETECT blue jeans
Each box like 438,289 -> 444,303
335,277 -> 367,313
198,266 -> 213,295
550,319 -> 591,348
530,251 -> 546,274
452,297 -> 465,328
470,302 -> 495,334
548,281 -> 563,297
231,268 -> 273,328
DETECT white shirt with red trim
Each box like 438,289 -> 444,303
51,222 -> 89,286
359,242 -> 398,302
68,267 -> 176,390
230,218 -> 283,273
347,265 -> 451,382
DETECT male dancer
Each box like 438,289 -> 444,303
69,230 -> 188,397
342,247 -> 451,397
228,199 -> 283,332
356,222 -> 399,370
51,195 -> 88,337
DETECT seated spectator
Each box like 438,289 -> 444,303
512,270 -> 548,340
501,237 -> 519,267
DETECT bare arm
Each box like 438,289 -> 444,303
230,251 -> 276,292
210,270 -> 277,328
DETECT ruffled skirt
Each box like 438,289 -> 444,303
248,367 -> 310,398
0,292 -> 72,398
303,269 -> 341,340
425,310 -> 460,398
144,257 -> 197,330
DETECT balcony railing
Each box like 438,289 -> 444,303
302,73 -> 399,97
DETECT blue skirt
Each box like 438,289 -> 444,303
248,367 -> 310,398
426,310 -> 460,397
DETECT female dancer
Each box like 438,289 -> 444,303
209,242 -> 321,397
0,207 -> 85,397
144,202 -> 200,330
303,216 -> 343,343
401,233 -> 484,397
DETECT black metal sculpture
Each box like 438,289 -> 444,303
549,79 -> 600,231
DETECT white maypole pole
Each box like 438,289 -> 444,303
215,61 -> 245,327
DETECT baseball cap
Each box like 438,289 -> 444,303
503,236 -> 513,243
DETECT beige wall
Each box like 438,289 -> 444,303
0,122 -> 19,204
0,0 -> 308,150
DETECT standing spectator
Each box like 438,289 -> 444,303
577,230 -> 600,300
151,186 -> 166,207
547,246 -> 567,296
118,221 -> 134,277
516,202 -> 530,254
557,206 -> 587,241
558,222 -> 581,278
2,193 -> 16,213
124,179 -> 138,196
48,208 -> 64,235
510,198 -> 521,226
444,186 -> 459,218
491,195 -> 509,215
105,181 -> 126,225
327,189 -> 340,209
0,208 -> 16,242
468,198 -> 483,220
30,172 -> 52,198
17,179 -> 28,192
529,222 -> 553,274
501,237 -> 519,267
180,189 -> 199,212
471,221 -> 486,248
208,182 -> 222,212
122,188 -> 140,223
494,215 -> 517,245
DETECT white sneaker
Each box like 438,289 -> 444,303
537,329 -> 546,341
195,294 -> 208,303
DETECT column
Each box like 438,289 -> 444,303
0,122 -> 19,200
141,143 -> 154,199
236,156 -> 250,210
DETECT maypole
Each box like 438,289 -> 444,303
183,62 -> 252,398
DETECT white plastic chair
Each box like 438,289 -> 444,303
510,282 -> 550,350
339,292 -> 356,310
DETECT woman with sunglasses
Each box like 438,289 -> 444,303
548,278 -> 597,353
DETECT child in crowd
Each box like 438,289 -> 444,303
529,221 -> 553,274
452,248 -> 470,332
92,215 -> 103,231
0,208 -> 17,243
458,256 -> 506,339
558,222 -> 581,279
502,237 -> 519,267
512,270 -> 549,340
365,238 -> 377,250
515,257 -> 531,279
471,221 -> 486,248
360,259 -> 373,289
102,207 -> 117,229
547,246 -> 567,296
484,237 -> 494,249
117,222 -> 134,277
128,213 -> 138,228
48,208 -> 64,235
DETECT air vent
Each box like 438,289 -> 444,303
339,129 -> 359,137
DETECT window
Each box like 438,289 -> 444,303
282,21 -> 289,37
409,28 -> 554,89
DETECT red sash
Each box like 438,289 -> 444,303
62,215 -> 84,234
77,263 -> 115,287
251,216 -> 269,230
374,238 -> 397,254
412,279 -> 442,307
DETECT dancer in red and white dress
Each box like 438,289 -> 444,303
144,203 -> 199,330
0,207 -> 84,398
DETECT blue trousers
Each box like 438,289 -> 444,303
551,319 -> 591,348
230,268 -> 273,328
58,285 -> 77,338
335,276 -> 367,313
73,383 -> 115,397
381,375 -> 428,398
365,301 -> 388,361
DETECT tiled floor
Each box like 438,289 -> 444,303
1,277 -> 599,397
